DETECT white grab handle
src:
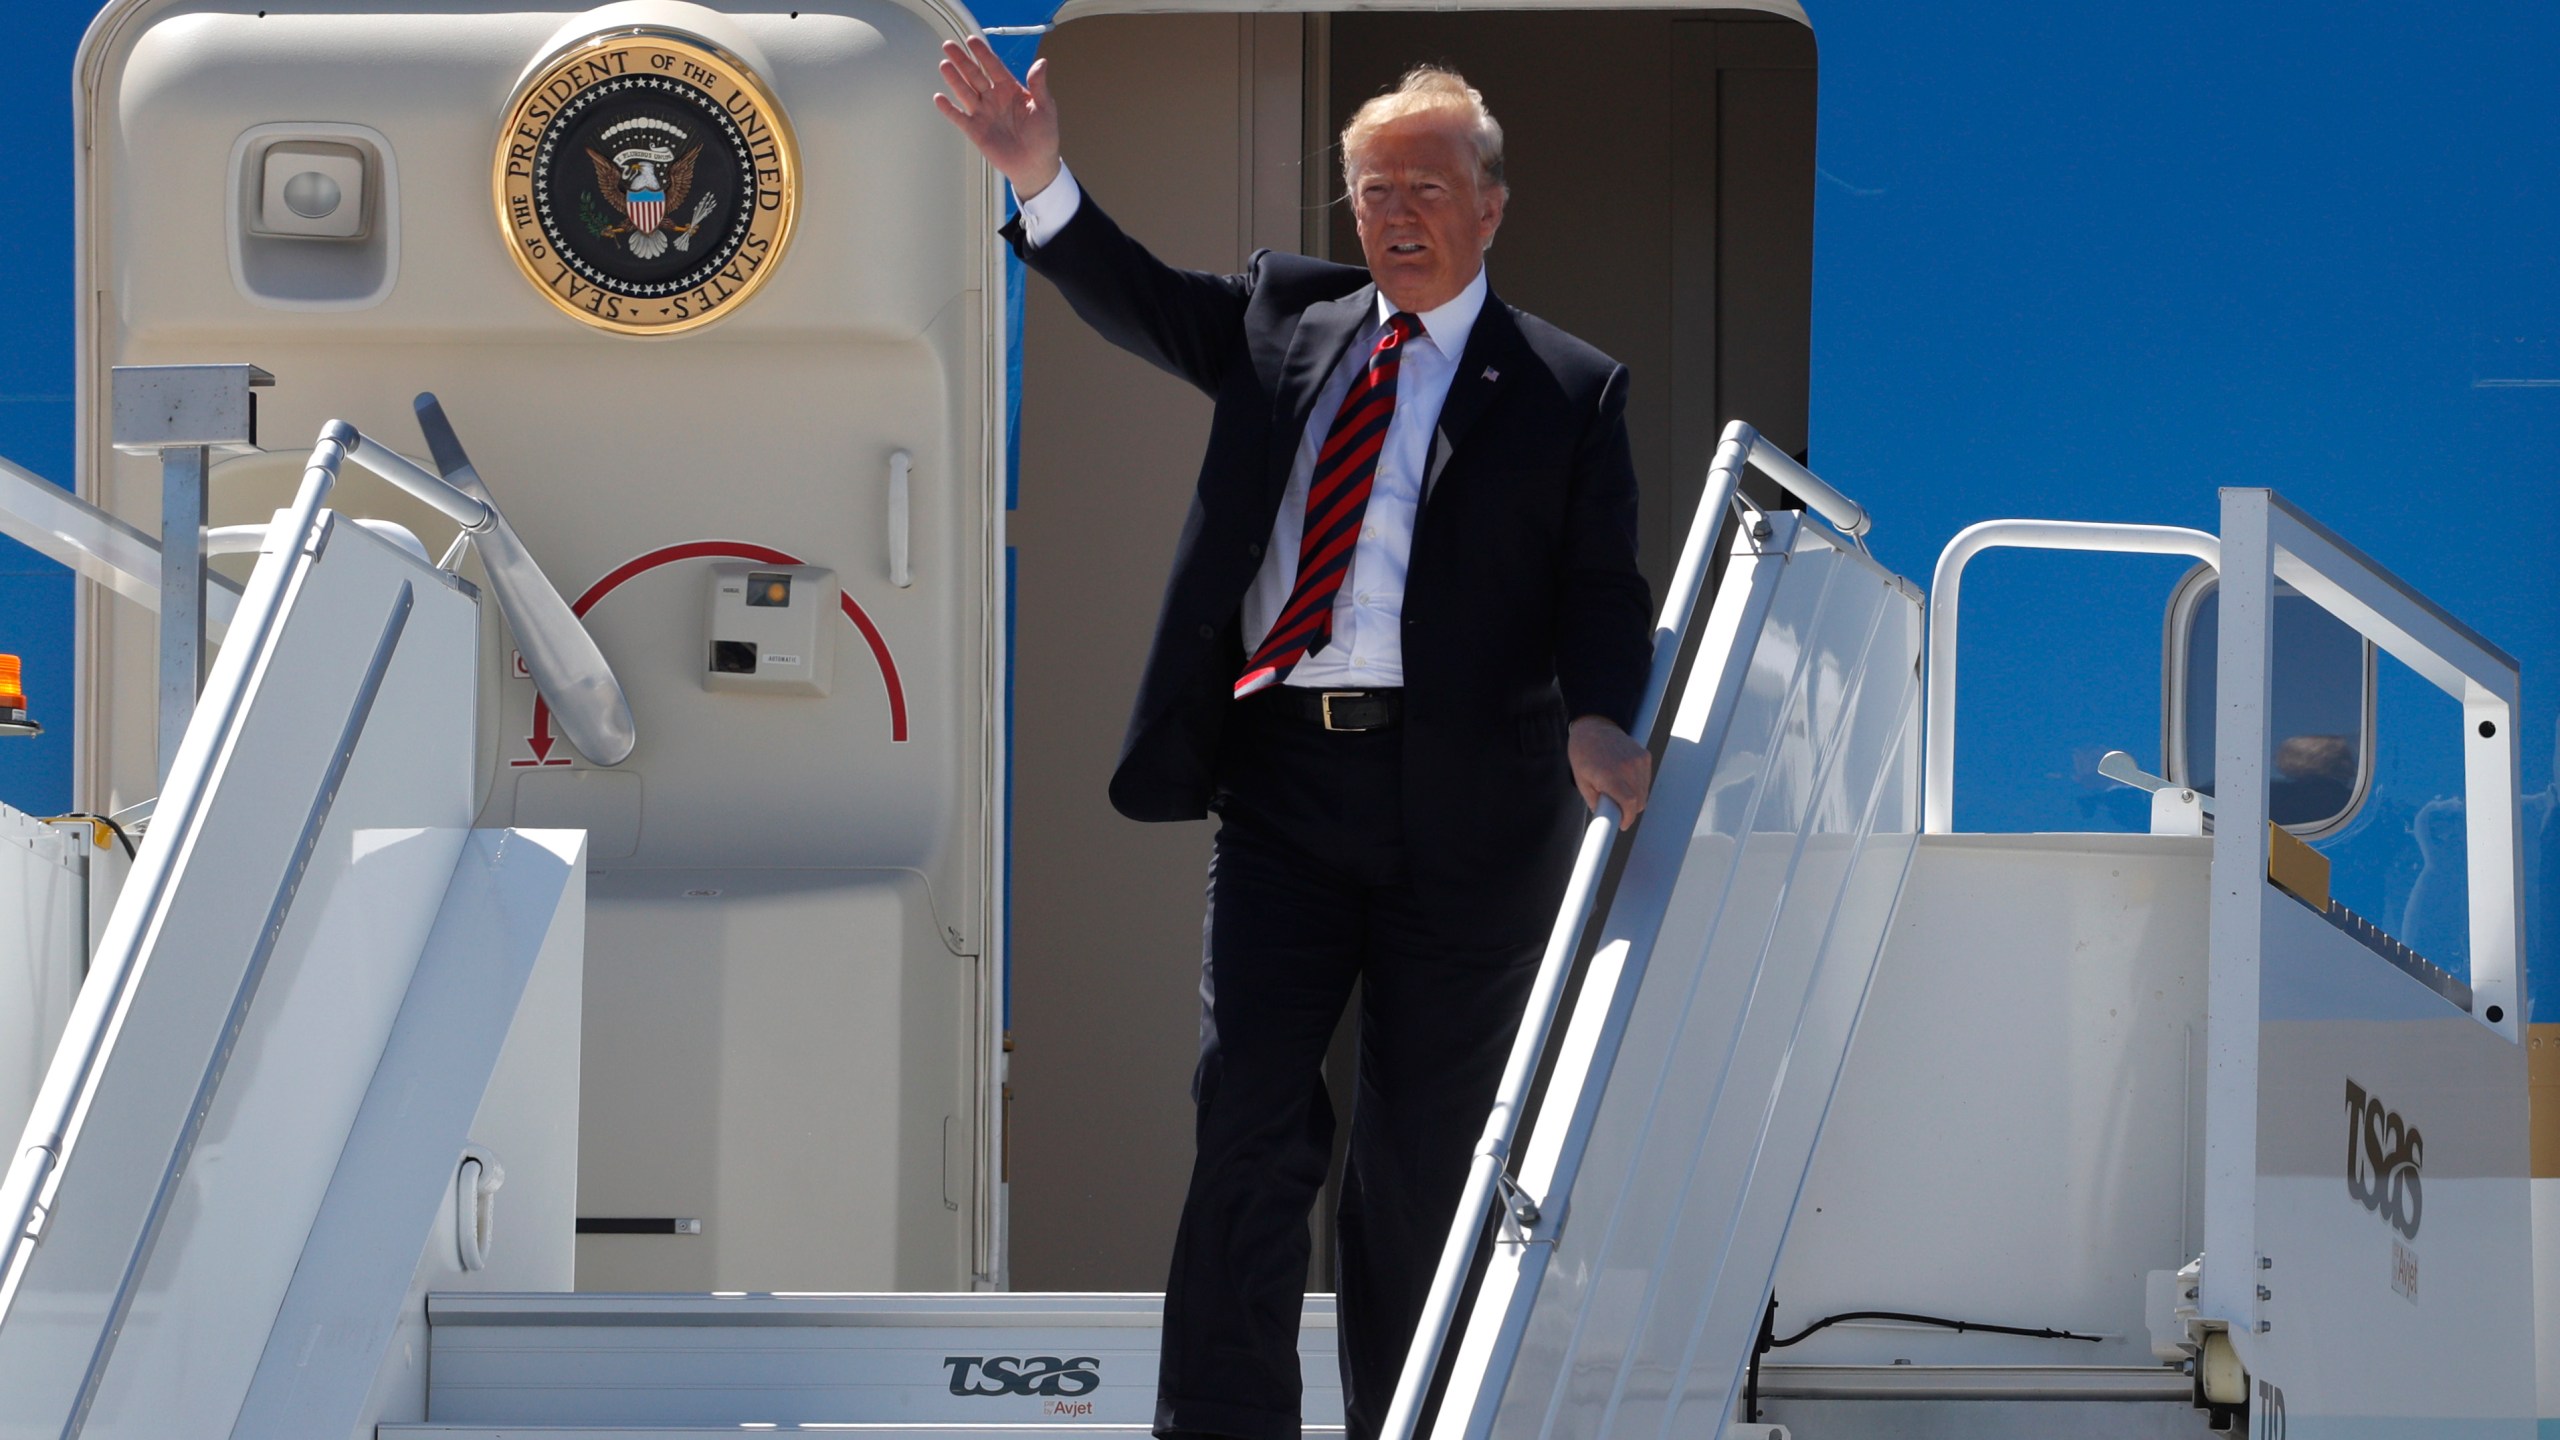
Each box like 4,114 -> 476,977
456,1150 -> 504,1272
889,451 -> 912,589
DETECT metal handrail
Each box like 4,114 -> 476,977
1921,520 -> 2221,834
330,422 -> 491,532
1380,420 -> 1870,1440
0,432 -> 341,1317
0,455 -> 244,636
1752,442 -> 1871,539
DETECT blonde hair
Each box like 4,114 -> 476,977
1340,66 -> 1507,193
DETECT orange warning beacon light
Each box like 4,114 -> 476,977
0,654 -> 39,737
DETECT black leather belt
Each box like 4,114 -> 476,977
1261,686 -> 1403,732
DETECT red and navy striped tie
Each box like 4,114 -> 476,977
1236,311 -> 1419,697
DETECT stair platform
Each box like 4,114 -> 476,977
424,1292 -> 1344,1430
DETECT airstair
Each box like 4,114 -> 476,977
0,409 -> 2540,1440
0,411 -> 1926,1438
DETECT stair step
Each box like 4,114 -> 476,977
424,1293 -> 1343,1429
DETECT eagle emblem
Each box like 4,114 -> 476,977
498,27 -> 798,335
584,117 -> 717,260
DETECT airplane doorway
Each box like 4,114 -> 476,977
1006,7 -> 1814,1291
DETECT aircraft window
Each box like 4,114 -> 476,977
2164,565 -> 2376,838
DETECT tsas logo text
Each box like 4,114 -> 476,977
943,1355 -> 1102,1398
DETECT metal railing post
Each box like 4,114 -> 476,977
154,444 -> 206,783
1922,520 -> 2220,834
110,364 -> 273,783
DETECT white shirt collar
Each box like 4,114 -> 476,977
1378,264 -> 1488,360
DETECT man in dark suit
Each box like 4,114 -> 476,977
937,40 -> 1653,1440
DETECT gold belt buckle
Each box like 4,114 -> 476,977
1321,691 -> 1363,732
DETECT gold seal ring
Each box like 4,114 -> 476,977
493,28 -> 798,336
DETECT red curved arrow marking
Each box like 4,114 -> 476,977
516,539 -> 909,765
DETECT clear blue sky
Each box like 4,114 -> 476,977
1,2 -> 2551,1007
1800,1 -> 2556,1016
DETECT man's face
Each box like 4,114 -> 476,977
1348,111 -> 1506,315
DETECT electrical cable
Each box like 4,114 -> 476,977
45,812 -> 137,861
1743,1295 -> 2102,1423
1769,1309 -> 2103,1349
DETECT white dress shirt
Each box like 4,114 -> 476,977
1017,163 -> 1484,690
1015,162 -> 1086,247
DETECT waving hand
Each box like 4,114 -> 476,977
933,37 -> 1064,199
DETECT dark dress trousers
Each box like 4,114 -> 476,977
1008,192 -> 1650,1440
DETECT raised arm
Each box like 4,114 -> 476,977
933,37 -> 1251,397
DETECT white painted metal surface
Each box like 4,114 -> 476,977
2202,488 -> 2532,1434
575,868 -> 975,1292
1746,1364 -> 2204,1440
359,838 -> 588,1434
232,827 -> 586,1439
1744,1394 -> 2207,1440
1745,445 -> 1869,540
398,401 -> 638,768
1772,834 -> 2210,1373
2239,898 -> 2533,1434
0,807 -> 87,1162
1433,509 -> 1924,1440
422,1292 -> 1343,1428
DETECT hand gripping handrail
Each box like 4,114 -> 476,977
331,400 -> 637,766
1381,420 -> 1869,1440
1922,519 -> 2220,833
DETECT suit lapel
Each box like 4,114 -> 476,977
1425,296 -> 1523,497
1272,285 -> 1375,449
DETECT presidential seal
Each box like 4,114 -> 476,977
495,28 -> 797,335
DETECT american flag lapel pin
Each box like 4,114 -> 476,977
1481,366 -> 1500,382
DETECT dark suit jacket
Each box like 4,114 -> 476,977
1010,192 -> 1651,943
